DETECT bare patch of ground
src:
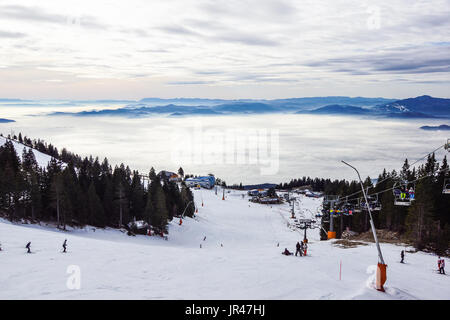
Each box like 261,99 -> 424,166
333,239 -> 369,248
343,229 -> 406,244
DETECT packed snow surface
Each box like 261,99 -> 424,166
0,188 -> 449,299
0,136 -> 56,168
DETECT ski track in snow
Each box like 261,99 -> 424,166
0,188 -> 449,299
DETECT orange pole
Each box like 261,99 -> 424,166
376,263 -> 387,292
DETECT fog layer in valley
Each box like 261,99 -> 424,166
1,104 -> 448,185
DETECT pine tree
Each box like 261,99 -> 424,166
180,182 -> 194,217
129,172 -> 145,220
178,167 -> 184,179
50,172 -> 64,228
87,182 -> 106,227
149,177 -> 168,234
144,186 -> 154,225
149,167 -> 156,181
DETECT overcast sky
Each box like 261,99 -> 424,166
0,0 -> 449,99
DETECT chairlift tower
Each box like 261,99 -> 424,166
342,160 -> 387,292
297,219 -> 318,241
291,198 -> 296,219
323,195 -> 339,239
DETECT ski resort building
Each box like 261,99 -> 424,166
185,176 -> 215,189
157,170 -> 180,182
247,189 -> 268,197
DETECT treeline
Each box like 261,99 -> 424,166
0,134 -> 195,235
320,155 -> 450,255
2,132 -> 84,167
276,176 -> 340,192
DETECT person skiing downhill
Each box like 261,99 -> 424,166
25,242 -> 31,253
62,239 -> 67,253
400,250 -> 405,263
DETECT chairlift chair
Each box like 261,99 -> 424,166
443,178 -> 450,195
393,181 -> 415,206
368,194 -> 382,211
353,199 -> 362,213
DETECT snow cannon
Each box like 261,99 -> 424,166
327,231 -> 336,239
376,263 -> 387,292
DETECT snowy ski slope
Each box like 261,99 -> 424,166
0,188 -> 449,299
0,136 -> 56,168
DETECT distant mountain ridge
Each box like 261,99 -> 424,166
47,95 -> 450,119
0,118 -> 15,123
420,124 -> 450,131
298,96 -> 450,118
297,104 -> 374,115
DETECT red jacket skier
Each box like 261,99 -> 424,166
438,257 -> 445,274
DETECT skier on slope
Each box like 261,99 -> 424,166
295,242 -> 301,256
438,257 -> 446,274
25,242 -> 31,253
299,241 -> 304,256
400,250 -> 405,263
282,248 -> 292,256
303,241 -> 308,256
62,239 -> 67,253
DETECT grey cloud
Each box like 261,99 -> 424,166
0,30 -> 26,38
0,5 -> 66,23
227,72 -> 298,83
200,0 -> 297,22
158,22 -> 280,47
167,80 -> 215,85
157,25 -> 200,36
0,5 -> 107,29
414,14 -> 450,28
215,33 -> 280,47
303,45 -> 450,76
195,71 -> 226,75
120,28 -> 150,37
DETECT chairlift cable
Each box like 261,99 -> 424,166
342,166 -> 449,203
336,142 -> 448,203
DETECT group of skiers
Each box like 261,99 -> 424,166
395,187 -> 415,201
282,239 -> 308,257
400,250 -> 446,274
2,240 -> 69,254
